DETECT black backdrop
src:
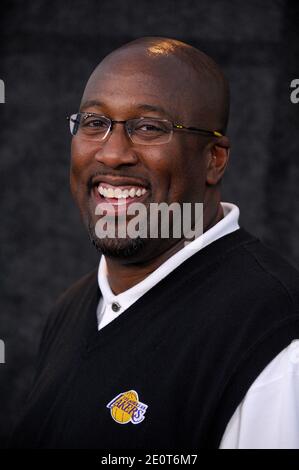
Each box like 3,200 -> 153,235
0,0 -> 298,446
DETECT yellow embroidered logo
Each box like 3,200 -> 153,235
106,390 -> 148,424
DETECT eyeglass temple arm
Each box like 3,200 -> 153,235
174,123 -> 223,137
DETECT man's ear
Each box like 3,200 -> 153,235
206,136 -> 230,185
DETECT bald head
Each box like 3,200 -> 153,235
82,36 -> 230,134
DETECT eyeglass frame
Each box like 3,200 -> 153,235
67,112 -> 224,145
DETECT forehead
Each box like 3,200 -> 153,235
80,51 -> 199,122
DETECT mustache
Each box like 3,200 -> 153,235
87,170 -> 151,192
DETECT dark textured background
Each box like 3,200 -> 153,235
0,0 -> 298,446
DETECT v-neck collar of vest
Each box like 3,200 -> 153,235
81,228 -> 257,355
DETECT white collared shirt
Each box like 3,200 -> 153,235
96,202 -> 299,449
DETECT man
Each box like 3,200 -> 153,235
11,37 -> 299,449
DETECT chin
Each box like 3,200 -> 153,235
88,221 -> 146,259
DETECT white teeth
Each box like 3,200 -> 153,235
97,185 -> 147,199
107,187 -> 114,198
113,188 -> 122,198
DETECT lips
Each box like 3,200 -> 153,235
91,174 -> 150,190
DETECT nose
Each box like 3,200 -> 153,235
94,122 -> 138,168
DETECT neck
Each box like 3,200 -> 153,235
105,202 -> 224,295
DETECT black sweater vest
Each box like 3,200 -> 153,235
11,228 -> 299,448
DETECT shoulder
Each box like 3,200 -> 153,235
49,267 -> 98,323
38,267 -> 99,358
205,229 -> 299,354
235,231 -> 299,308
54,267 -> 99,309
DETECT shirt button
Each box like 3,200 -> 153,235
111,302 -> 121,312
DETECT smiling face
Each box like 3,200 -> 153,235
70,41 -> 229,262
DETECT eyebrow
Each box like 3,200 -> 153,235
135,103 -> 169,116
80,100 -> 170,117
80,99 -> 104,111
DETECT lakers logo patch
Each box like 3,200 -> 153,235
106,390 -> 148,424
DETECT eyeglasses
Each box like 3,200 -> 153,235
67,112 -> 223,145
